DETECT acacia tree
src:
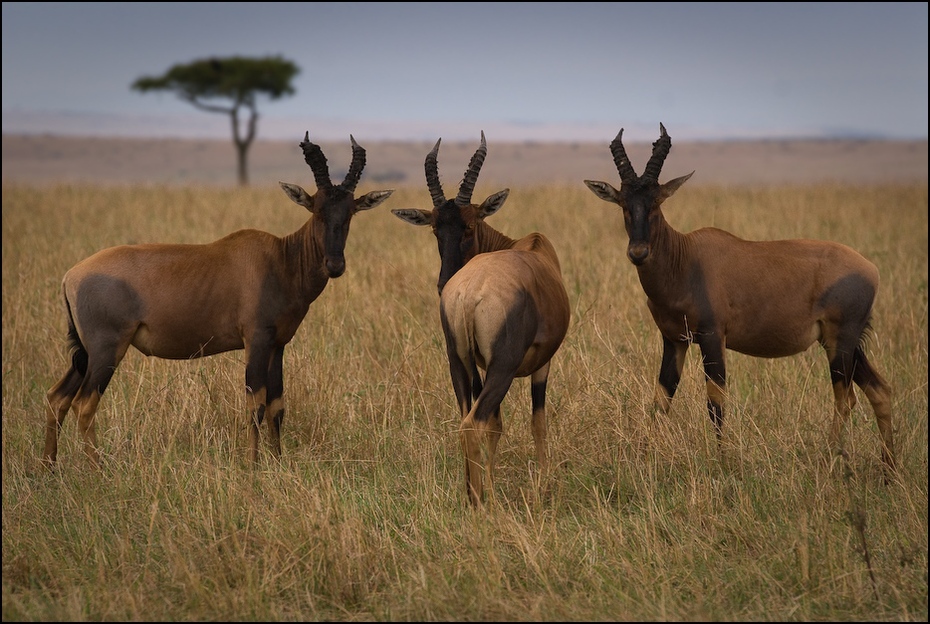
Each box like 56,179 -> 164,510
132,55 -> 299,186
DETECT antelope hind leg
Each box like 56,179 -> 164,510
851,347 -> 896,473
72,389 -> 103,467
460,413 -> 485,506
530,366 -> 550,499
70,356 -> 121,467
44,366 -> 84,467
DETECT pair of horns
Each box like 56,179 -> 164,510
301,124 -> 668,194
610,122 -> 672,185
425,130 -> 488,208
300,131 -> 366,192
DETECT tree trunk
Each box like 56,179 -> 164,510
229,105 -> 258,187
236,141 -> 249,186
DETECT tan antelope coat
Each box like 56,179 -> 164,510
44,133 -> 393,467
585,123 -> 895,476
394,132 -> 571,505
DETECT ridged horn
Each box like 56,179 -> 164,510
424,138 -> 446,208
300,131 -> 332,190
341,135 -> 366,192
609,128 -> 639,185
642,122 -> 672,182
454,131 -> 487,207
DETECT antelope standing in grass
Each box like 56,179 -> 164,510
43,132 -> 393,467
393,132 -> 571,506
584,123 -> 895,475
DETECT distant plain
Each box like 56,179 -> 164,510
3,133 -> 927,188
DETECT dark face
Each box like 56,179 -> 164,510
433,201 -> 476,295
620,184 -> 663,266
319,187 -> 356,278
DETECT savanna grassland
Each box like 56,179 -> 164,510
2,176 -> 927,620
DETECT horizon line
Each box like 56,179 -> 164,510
5,109 -> 925,144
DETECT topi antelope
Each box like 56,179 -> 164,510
393,131 -> 571,506
584,123 -> 895,475
44,132 -> 394,467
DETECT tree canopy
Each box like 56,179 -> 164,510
132,55 -> 300,185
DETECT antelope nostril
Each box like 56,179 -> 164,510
628,244 -> 649,265
326,257 -> 346,277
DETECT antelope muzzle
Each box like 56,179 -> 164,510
325,255 -> 346,278
627,242 -> 650,265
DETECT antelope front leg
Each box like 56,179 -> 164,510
697,336 -> 727,442
265,346 -> 286,459
655,336 -> 688,413
245,391 -> 266,464
245,340 -> 273,464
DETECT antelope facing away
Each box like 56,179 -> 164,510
44,132 -> 394,467
393,132 -> 571,506
584,123 -> 895,475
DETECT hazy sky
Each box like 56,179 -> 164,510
2,2 -> 928,142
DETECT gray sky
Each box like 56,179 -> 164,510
2,2 -> 927,142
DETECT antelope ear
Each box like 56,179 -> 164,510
583,180 -> 620,204
391,209 -> 433,226
356,189 -> 394,211
279,181 -> 315,212
659,171 -> 695,200
477,189 -> 510,219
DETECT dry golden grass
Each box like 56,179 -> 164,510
2,178 -> 927,621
